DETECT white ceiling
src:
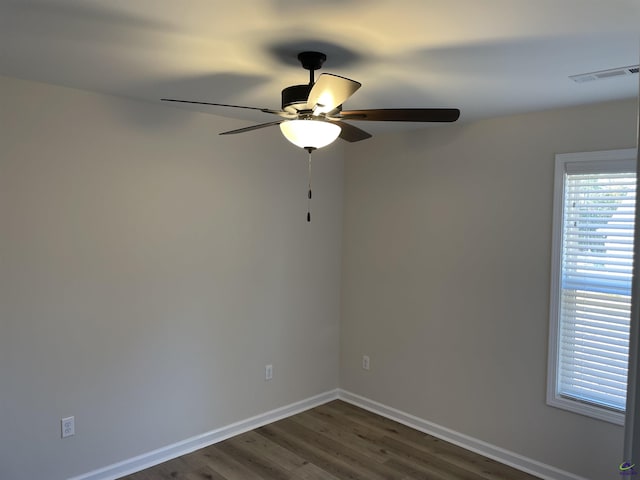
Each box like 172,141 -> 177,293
1,0 -> 639,133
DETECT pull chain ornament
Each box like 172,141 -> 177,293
306,147 -> 313,222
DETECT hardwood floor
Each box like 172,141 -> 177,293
119,400 -> 540,480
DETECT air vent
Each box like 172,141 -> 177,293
570,65 -> 640,83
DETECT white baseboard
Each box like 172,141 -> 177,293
337,389 -> 587,480
70,388 -> 586,480
69,389 -> 339,480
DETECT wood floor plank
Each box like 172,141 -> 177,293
178,450 -> 230,480
380,434 -> 495,480
321,401 -> 538,480
215,436 -> 292,480
384,456 -> 456,480
141,456 -> 196,479
289,462 -> 342,480
184,466 -> 228,480
190,444 -> 266,480
258,420 -> 399,480
321,401 -> 433,444
118,400 -> 540,480
226,430 -> 308,472
392,434 -> 536,480
290,409 -> 390,463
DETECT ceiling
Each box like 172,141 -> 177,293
1,0 -> 639,133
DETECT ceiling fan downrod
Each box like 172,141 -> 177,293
297,51 -> 326,85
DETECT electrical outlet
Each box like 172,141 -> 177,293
265,364 -> 273,380
61,416 -> 75,438
362,355 -> 370,371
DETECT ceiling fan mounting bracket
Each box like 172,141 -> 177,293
297,51 -> 326,72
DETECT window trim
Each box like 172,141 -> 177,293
547,148 -> 637,426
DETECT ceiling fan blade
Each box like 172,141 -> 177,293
161,98 -> 286,116
307,74 -> 361,115
333,121 -> 372,143
339,108 -> 460,122
219,121 -> 283,136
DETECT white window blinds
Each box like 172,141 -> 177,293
557,162 -> 636,413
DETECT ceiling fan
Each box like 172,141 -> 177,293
161,51 -> 461,151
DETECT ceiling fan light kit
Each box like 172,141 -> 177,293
279,119 -> 341,151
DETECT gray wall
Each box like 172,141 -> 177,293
340,98 -> 637,480
0,76 -> 344,480
1,72 -> 637,480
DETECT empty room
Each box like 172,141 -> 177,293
1,1 -> 639,480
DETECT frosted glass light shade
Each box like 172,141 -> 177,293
279,119 -> 341,150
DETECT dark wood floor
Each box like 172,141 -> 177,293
119,400 -> 539,480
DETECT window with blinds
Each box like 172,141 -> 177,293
548,149 -> 636,424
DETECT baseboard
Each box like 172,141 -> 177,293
69,389 -> 339,480
71,388 -> 586,480
337,389 -> 587,480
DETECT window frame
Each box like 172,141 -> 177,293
547,148 -> 637,425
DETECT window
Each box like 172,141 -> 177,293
547,149 -> 637,425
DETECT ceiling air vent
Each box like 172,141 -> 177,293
570,65 -> 640,83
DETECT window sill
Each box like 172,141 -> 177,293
546,394 -> 625,426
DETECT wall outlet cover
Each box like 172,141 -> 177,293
61,416 -> 75,438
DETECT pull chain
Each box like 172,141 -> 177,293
307,149 -> 313,222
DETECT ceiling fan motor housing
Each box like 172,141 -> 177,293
281,84 -> 312,113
